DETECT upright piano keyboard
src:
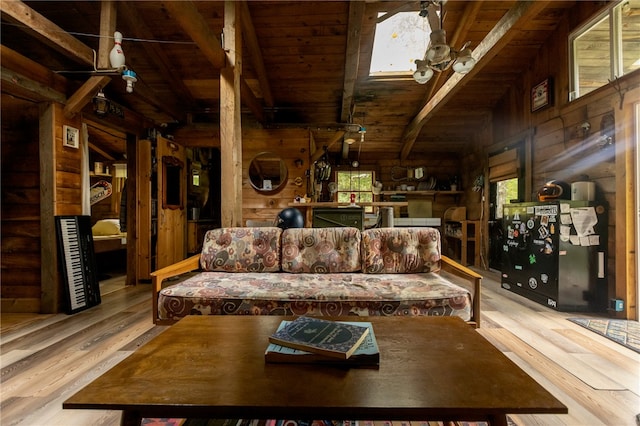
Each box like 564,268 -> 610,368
56,216 -> 101,314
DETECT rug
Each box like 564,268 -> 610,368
568,318 -> 640,353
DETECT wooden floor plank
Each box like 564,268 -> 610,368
482,310 -> 626,390
480,330 -> 604,426
480,328 -> 637,425
554,328 -> 640,373
1,272 -> 639,426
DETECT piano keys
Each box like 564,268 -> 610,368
55,215 -> 101,314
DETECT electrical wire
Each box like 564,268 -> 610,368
3,21 -> 196,45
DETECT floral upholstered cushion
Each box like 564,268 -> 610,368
281,227 -> 361,273
157,271 -> 471,321
199,227 -> 282,272
362,227 -> 441,274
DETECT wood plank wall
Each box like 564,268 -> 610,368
1,98 -> 84,313
182,126 -> 470,227
1,96 -> 42,312
375,154 -> 466,220
242,128 -> 309,225
489,5 -> 639,317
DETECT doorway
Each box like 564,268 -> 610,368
488,177 -> 520,271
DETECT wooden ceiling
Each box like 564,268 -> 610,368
1,1 -> 582,160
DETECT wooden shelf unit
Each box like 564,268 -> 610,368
379,190 -> 463,196
444,220 -> 480,267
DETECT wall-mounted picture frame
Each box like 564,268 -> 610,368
63,125 -> 79,149
531,78 -> 553,112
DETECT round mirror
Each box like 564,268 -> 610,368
248,152 -> 288,193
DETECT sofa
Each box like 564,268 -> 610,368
151,226 -> 482,327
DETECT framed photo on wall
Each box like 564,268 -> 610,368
63,125 -> 79,149
531,78 -> 553,112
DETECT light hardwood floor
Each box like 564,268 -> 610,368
1,271 -> 638,426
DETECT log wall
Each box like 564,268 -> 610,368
489,10 -> 640,318
242,128 -> 309,225
1,96 -> 42,312
1,98 -> 84,313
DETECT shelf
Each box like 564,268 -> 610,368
90,172 -> 112,178
443,220 -> 480,267
380,190 -> 462,196
288,201 -> 408,207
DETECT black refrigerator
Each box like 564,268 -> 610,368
501,201 -> 607,312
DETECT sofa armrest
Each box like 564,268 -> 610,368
151,254 -> 201,324
439,255 -> 482,328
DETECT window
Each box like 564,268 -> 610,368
488,146 -> 523,219
570,1 -> 640,99
370,11 -> 431,76
336,170 -> 374,212
494,178 -> 519,220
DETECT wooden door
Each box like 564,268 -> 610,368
156,136 -> 186,269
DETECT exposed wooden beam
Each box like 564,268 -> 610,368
98,1 -> 117,69
82,104 -> 151,136
311,131 -> 345,163
1,0 -> 94,66
101,1 -> 183,122
341,1 -> 365,123
377,2 -> 418,24
64,75 -> 111,118
400,0 -> 550,160
162,1 -> 226,69
2,1 -> 181,122
88,141 -> 116,161
1,66 -> 66,104
340,1 -> 365,156
118,2 -> 196,106
240,1 -> 273,107
240,78 -> 266,123
423,1 -> 483,113
163,0 -> 264,123
62,2 -> 116,119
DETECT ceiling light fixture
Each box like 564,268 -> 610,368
93,89 -> 109,115
344,123 -> 365,145
122,69 -> 137,93
413,0 -> 476,84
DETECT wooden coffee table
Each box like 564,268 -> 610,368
64,316 -> 566,426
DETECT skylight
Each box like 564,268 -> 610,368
369,11 -> 432,76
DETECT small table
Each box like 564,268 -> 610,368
64,316 -> 567,425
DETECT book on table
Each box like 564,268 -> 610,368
267,316 -> 373,360
265,320 -> 379,365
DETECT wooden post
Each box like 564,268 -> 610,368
98,1 -> 117,69
126,132 -> 137,286
220,1 -> 243,227
40,103 -> 57,313
614,86 -> 639,320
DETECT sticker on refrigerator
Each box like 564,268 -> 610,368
538,225 -> 549,239
570,207 -> 597,237
528,277 -> 538,289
